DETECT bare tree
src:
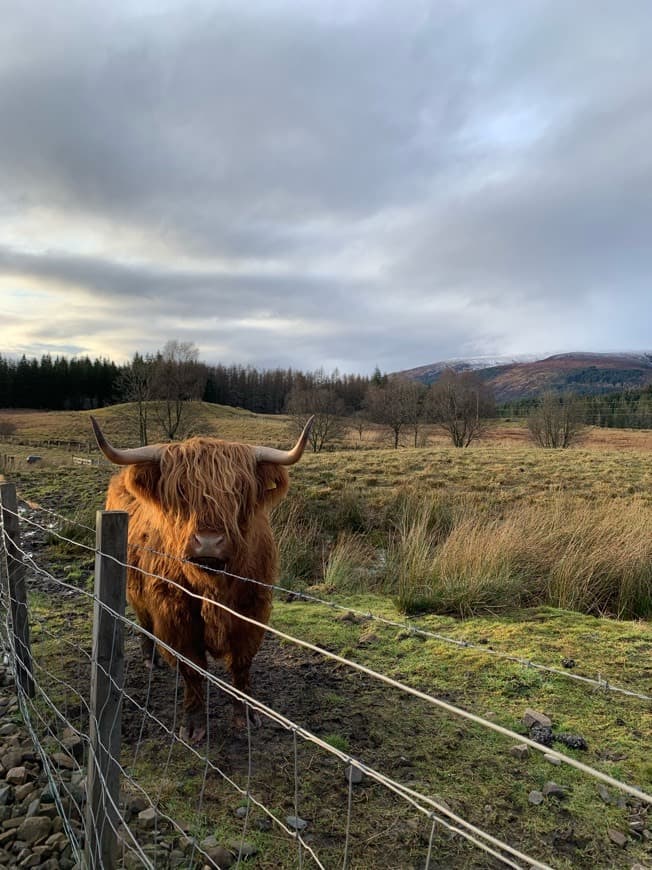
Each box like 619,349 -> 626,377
349,410 -> 367,443
115,354 -> 155,446
527,391 -> 586,448
404,380 -> 428,447
428,369 -> 495,447
286,382 -> 346,452
363,377 -> 421,448
152,341 -> 207,441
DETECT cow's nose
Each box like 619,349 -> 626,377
190,532 -> 226,558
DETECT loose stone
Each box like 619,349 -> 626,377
345,764 -> 364,785
137,806 -> 159,829
286,815 -> 308,830
2,816 -> 26,830
15,783 -> 36,802
204,845 -> 234,868
46,832 -> 69,851
255,816 -> 272,832
26,797 -> 42,818
522,708 -> 552,729
169,849 -> 186,867
6,766 -> 28,786
509,744 -> 529,760
1,750 -> 24,770
228,840 -> 258,858
200,835 -> 219,850
0,827 -> 17,845
16,815 -> 53,845
607,828 -> 627,847
127,795 -> 149,815
62,736 -> 84,762
50,753 -> 76,771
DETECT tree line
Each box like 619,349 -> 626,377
499,384 -> 652,430
0,349 -> 370,416
0,345 -> 496,449
2,346 -> 650,450
0,354 -> 119,411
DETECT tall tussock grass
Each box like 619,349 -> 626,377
272,499 -> 323,588
322,533 -> 375,593
385,493 -> 652,619
533,497 -> 652,618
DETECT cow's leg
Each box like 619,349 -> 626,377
176,660 -> 209,745
226,624 -> 266,731
139,617 -> 164,671
151,612 -> 209,745
127,591 -> 164,670
142,636 -> 164,670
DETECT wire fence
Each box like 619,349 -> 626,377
0,484 -> 650,869
23,501 -> 652,704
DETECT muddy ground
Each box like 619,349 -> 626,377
58,624 -> 489,869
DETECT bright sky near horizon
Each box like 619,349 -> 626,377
1,1 -> 651,373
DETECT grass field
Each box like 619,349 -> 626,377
1,405 -> 651,868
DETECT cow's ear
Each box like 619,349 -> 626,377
256,463 -> 290,508
124,463 -> 162,505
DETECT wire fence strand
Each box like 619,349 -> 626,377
22,501 -> 652,703
2,497 -> 651,870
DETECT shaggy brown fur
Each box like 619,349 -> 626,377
104,437 -> 290,741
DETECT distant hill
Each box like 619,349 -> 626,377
398,352 -> 652,402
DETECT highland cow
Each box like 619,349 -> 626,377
91,415 -> 313,743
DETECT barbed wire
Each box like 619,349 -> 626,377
2,528 -> 558,869
19,548 -> 555,867
0,578 -> 163,868
18,501 -> 652,703
4,508 -> 652,807
1,561 -> 325,868
6,497 -> 652,870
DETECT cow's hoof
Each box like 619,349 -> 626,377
179,723 -> 207,745
233,708 -> 262,732
143,654 -> 163,671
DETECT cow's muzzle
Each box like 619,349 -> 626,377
189,531 -> 229,560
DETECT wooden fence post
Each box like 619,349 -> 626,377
0,482 -> 35,698
85,510 -> 128,870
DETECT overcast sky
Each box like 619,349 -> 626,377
2,1 -> 651,374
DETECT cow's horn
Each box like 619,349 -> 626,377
90,416 -> 163,465
254,416 -> 315,465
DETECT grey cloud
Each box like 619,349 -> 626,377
0,2 -> 485,254
0,244 -> 366,320
2,1 -> 651,370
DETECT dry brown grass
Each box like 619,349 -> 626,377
6,404 -> 652,451
4,405 -> 652,618
386,492 -> 652,618
0,404 -> 293,447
